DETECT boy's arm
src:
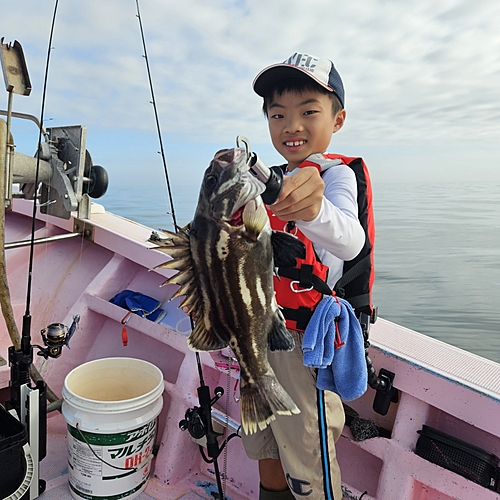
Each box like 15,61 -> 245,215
269,166 -> 364,261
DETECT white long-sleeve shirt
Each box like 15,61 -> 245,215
296,163 -> 365,288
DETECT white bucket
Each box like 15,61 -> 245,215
62,357 -> 164,500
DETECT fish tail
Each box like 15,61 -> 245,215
240,375 -> 300,435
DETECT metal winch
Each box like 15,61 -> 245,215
1,38 -> 109,220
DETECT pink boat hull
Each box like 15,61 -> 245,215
1,198 -> 499,500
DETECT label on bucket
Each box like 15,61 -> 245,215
67,420 -> 156,500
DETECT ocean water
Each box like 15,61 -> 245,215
101,180 -> 500,364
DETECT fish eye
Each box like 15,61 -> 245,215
204,175 -> 217,191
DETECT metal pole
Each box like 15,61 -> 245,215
0,109 -> 48,140
4,91 -> 13,208
5,231 -> 83,250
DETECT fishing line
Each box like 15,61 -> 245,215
135,6 -> 231,498
136,0 -> 204,397
223,363 -> 231,496
25,0 -> 60,320
135,0 -> 178,231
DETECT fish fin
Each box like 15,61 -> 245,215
240,374 -> 300,435
271,231 -> 306,268
188,320 -> 228,352
169,280 -> 197,299
160,224 -> 190,238
154,256 -> 192,270
162,268 -> 193,286
243,200 -> 268,237
179,294 -> 199,312
158,225 -> 191,247
267,313 -> 294,351
153,245 -> 191,258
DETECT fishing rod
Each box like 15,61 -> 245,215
2,3 -> 60,499
3,1 -> 82,497
10,0 -> 60,407
8,0 -> 62,406
135,0 -> 178,231
134,3 -> 236,499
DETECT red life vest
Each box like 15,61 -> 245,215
268,153 -> 375,332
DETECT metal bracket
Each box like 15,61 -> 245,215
39,125 -> 88,219
73,219 -> 94,242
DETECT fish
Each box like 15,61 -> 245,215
155,147 -> 306,434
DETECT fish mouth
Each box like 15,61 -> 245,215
209,147 -> 266,223
230,206 -> 245,227
216,169 -> 265,226
235,170 -> 266,204
228,198 -> 260,228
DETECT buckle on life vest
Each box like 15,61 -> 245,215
290,280 -> 314,293
284,222 -> 298,235
289,264 -> 314,292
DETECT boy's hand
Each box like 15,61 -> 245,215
269,167 -> 324,222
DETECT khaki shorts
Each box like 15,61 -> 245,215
241,330 -> 345,500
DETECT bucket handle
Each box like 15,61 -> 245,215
75,423 -> 138,472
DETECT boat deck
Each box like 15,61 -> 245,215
39,410 -> 231,500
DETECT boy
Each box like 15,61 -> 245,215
241,53 -> 365,500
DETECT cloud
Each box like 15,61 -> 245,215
2,0 -> 500,182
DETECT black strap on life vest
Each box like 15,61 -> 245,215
280,306 -> 314,331
333,253 -> 371,310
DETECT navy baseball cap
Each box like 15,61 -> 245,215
253,52 -> 345,108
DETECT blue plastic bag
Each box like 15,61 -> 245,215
110,290 -> 166,323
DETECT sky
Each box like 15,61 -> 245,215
1,0 -> 500,193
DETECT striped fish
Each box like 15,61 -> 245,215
156,147 -> 305,434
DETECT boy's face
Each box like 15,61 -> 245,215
266,89 -> 345,170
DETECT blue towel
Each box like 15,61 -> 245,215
302,296 -> 367,401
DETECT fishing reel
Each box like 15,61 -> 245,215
35,314 -> 80,359
179,407 -> 206,439
179,386 -> 224,440
237,135 -> 284,205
